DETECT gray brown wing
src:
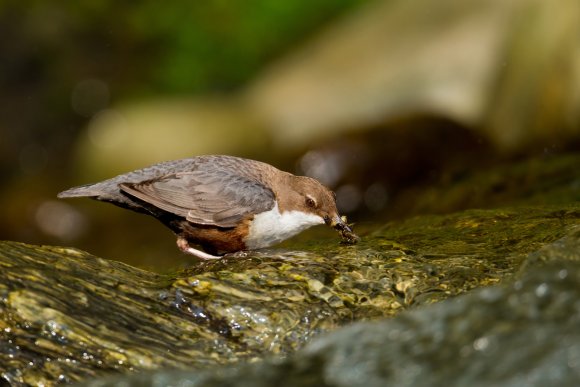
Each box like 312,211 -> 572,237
119,171 -> 275,228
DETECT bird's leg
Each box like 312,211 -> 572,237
176,237 -> 222,260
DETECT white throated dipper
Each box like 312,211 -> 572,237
58,155 -> 359,259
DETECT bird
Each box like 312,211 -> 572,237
57,155 -> 359,259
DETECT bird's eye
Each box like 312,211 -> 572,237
305,195 -> 317,208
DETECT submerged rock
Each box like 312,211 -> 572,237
1,204 -> 578,385
83,227 -> 580,387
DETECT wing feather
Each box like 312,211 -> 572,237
119,170 -> 275,228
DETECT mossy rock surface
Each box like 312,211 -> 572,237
1,203 -> 579,385
88,227 -> 580,387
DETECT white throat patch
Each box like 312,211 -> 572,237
245,203 -> 324,249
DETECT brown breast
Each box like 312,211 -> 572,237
169,217 -> 252,254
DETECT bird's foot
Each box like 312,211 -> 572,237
176,238 -> 222,260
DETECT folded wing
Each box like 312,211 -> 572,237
119,170 -> 275,228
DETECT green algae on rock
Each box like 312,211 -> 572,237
82,226 -> 580,387
0,204 -> 579,384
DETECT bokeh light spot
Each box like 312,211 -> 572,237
336,184 -> 362,213
35,201 -> 88,241
87,109 -> 128,150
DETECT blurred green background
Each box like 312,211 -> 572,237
1,0 -> 579,271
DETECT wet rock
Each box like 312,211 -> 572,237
389,152 -> 580,218
1,204 -> 579,385
83,227 -> 580,387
